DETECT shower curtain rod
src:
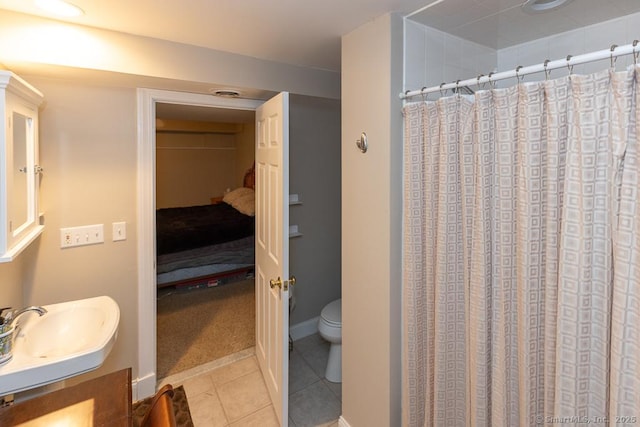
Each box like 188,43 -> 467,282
401,40 -> 639,100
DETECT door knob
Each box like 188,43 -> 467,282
269,276 -> 296,291
270,277 -> 282,289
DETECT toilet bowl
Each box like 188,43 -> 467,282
318,299 -> 341,383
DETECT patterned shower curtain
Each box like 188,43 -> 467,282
402,67 -> 640,427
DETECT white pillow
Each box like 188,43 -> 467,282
224,188 -> 255,216
223,187 -> 253,204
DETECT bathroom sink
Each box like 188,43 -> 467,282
0,296 -> 120,396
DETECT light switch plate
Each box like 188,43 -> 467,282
112,222 -> 126,242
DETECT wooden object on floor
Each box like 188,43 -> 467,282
140,384 -> 176,427
0,368 -> 132,426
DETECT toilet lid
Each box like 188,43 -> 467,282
321,299 -> 341,326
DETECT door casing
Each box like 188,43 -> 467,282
136,88 -> 262,399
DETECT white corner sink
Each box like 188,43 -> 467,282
0,296 -> 120,396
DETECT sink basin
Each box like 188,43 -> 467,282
0,296 -> 120,396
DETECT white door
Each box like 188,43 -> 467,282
255,92 -> 290,426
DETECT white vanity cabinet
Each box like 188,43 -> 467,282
0,71 -> 44,262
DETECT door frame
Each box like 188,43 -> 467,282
136,88 -> 262,399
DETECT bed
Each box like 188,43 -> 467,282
156,165 -> 256,289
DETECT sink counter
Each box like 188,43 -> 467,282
0,368 -> 132,426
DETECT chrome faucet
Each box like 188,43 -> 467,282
7,306 -> 47,328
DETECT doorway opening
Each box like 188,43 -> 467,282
154,102 -> 257,380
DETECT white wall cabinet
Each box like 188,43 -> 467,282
0,71 -> 44,262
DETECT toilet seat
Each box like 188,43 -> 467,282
320,299 -> 341,326
318,298 -> 342,383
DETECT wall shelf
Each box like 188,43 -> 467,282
289,195 -> 302,238
155,119 -> 243,134
289,194 -> 302,206
289,224 -> 302,238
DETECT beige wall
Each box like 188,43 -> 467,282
0,244 -> 32,309
156,132 -> 238,208
235,121 -> 256,188
19,77 -> 138,382
156,118 -> 256,209
341,13 -> 403,427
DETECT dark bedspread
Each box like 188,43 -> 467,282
156,203 -> 254,256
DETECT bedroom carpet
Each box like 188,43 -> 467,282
157,279 -> 255,379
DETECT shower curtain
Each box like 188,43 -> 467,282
402,67 -> 640,426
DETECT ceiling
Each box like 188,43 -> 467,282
408,0 -> 640,50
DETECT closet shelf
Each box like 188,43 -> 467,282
156,118 -> 243,134
289,194 -> 302,206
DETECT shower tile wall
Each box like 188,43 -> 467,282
405,11 -> 640,92
404,19 -> 498,93
498,11 -> 640,77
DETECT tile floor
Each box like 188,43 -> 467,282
159,333 -> 341,426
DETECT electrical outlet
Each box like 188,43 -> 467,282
60,224 -> 105,248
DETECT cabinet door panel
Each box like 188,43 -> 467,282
0,71 -> 43,262
10,112 -> 30,236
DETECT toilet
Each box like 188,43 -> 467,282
318,299 -> 342,383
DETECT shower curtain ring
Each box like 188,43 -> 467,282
477,74 -> 485,89
610,44 -> 618,69
440,82 -> 446,97
544,59 -> 551,80
455,80 -> 461,95
488,72 -> 496,89
566,55 -> 573,74
634,40 -> 639,65
421,87 -> 428,102
515,65 -> 523,83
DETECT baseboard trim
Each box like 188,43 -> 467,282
338,415 -> 351,427
289,316 -> 319,341
133,372 -> 156,401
